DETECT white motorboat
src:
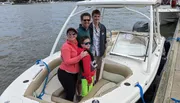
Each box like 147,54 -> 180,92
0,0 -> 14,5
158,0 -> 180,25
0,0 -> 166,103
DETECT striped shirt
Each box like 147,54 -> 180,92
92,23 -> 100,56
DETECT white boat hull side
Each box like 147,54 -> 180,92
1,37 -> 165,103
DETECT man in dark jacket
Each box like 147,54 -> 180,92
77,12 -> 91,44
89,9 -> 107,82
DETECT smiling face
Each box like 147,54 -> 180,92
81,38 -> 91,50
92,14 -> 100,24
67,30 -> 77,41
81,16 -> 91,29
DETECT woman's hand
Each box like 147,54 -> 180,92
80,51 -> 88,58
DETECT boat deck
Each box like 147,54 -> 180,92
154,19 -> 180,103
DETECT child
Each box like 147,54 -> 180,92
77,36 -> 97,97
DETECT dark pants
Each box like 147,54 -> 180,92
57,69 -> 78,101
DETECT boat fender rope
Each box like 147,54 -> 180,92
171,98 -> 180,103
135,82 -> 146,103
177,37 -> 180,42
36,60 -> 50,99
167,37 -> 180,42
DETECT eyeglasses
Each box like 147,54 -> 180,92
67,33 -> 76,36
83,42 -> 91,45
83,19 -> 90,22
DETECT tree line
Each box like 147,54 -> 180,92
0,0 -> 82,4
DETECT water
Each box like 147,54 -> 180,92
0,2 -> 75,94
0,2 -> 176,96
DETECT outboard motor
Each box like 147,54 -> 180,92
132,21 -> 149,32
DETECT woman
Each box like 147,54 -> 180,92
78,36 -> 97,97
58,27 -> 87,101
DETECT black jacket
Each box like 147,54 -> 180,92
89,22 -> 107,57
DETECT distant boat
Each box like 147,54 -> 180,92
1,1 -> 14,5
50,0 -> 56,3
50,0 -> 54,3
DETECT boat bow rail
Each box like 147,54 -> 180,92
50,0 -> 162,56
77,0 -> 161,6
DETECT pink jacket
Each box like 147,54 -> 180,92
59,40 -> 81,73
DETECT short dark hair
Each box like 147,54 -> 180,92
66,27 -> 77,34
79,36 -> 90,46
80,12 -> 91,21
92,9 -> 101,16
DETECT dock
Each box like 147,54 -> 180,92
154,19 -> 180,103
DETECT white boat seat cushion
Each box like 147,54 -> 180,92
51,96 -> 73,103
101,58 -> 132,82
103,71 -> 125,84
81,59 -> 132,102
41,94 -> 52,103
80,79 -> 116,102
33,57 -> 61,96
52,87 -> 64,97
45,75 -> 63,95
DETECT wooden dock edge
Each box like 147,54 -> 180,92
154,19 -> 180,103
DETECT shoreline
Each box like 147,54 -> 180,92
0,1 -> 78,5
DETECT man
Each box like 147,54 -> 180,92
77,12 -> 91,44
76,12 -> 91,98
89,9 -> 107,82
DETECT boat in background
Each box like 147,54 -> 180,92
0,0 -> 169,103
0,0 -> 14,5
158,0 -> 180,25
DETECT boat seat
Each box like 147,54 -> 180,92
41,94 -> 52,102
52,86 -> 64,97
80,79 -> 116,102
43,70 -> 67,102
80,58 -> 132,102
34,57 -> 62,97
51,96 -> 73,103
101,58 -> 132,82
51,85 -> 72,103
51,76 -> 120,103
45,74 -> 63,95
24,57 -> 63,103
35,75 -> 63,102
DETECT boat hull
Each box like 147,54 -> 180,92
0,33 -> 165,103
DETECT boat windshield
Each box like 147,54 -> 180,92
111,32 -> 148,57
50,5 -> 158,57
97,7 -> 157,59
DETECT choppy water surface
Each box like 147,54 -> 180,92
0,2 -> 75,94
0,2 -> 176,95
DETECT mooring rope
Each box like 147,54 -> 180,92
135,82 -> 146,103
167,37 -> 180,42
171,98 -> 180,103
36,60 -> 50,99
